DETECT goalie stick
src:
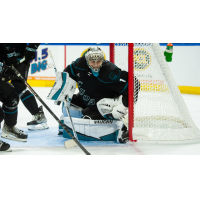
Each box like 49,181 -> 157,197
11,57 -> 91,155
63,96 -> 79,149
49,50 -> 81,150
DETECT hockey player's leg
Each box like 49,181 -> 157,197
0,107 -> 11,152
27,105 -> 49,131
1,90 -> 27,142
12,62 -> 40,116
12,80 -> 49,131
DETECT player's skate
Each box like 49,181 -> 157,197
27,106 -> 49,131
118,130 -> 129,143
0,140 -> 11,152
116,125 -> 129,143
1,124 -> 28,142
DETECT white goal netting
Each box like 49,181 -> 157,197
113,43 -> 200,142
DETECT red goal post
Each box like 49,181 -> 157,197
110,43 -> 134,141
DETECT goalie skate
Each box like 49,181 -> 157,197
1,124 -> 28,142
0,140 -> 11,152
27,106 -> 49,131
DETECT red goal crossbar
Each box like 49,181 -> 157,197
109,43 -> 134,141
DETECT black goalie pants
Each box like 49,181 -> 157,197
70,93 -> 105,120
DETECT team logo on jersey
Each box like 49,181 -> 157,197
76,73 -> 80,77
108,72 -> 119,81
134,48 -> 152,71
83,95 -> 90,101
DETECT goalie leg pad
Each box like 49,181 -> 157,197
63,106 -> 83,118
63,117 -> 124,141
62,93 -> 87,118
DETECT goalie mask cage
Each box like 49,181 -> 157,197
110,43 -> 200,143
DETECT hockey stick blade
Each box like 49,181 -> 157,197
64,139 -> 78,149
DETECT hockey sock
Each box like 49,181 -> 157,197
2,90 -> 19,126
21,90 -> 40,115
3,105 -> 18,126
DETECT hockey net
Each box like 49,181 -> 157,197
110,43 -> 200,143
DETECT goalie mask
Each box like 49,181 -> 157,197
85,47 -> 104,76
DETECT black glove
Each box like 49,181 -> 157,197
3,48 -> 18,66
24,44 -> 38,63
0,62 -> 16,82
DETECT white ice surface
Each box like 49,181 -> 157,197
1,87 -> 200,155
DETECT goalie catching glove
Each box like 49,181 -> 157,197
47,71 -> 76,103
97,95 -> 128,120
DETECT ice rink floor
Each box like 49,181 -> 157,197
1,87 -> 200,155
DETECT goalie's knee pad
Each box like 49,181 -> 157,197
62,102 -> 83,118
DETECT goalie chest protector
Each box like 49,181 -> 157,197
65,56 -> 128,111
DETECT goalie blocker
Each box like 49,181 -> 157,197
47,71 -> 76,102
